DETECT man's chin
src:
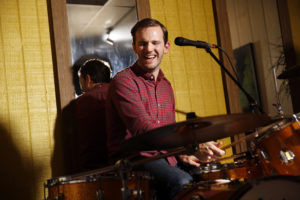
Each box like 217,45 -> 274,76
143,65 -> 158,72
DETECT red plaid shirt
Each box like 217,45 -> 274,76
76,83 -> 109,170
106,62 -> 177,166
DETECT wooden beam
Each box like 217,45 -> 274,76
277,0 -> 300,113
136,0 -> 151,19
47,0 -> 74,112
212,0 -> 242,114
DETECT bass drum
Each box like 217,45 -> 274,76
45,172 -> 152,200
228,176 -> 300,200
173,180 -> 241,200
255,115 -> 300,175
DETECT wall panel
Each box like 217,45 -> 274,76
226,0 -> 293,116
0,0 -> 56,199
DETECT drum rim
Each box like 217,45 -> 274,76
45,176 -> 94,187
255,118 -> 293,142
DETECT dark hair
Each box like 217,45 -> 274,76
79,59 -> 111,83
131,18 -> 168,44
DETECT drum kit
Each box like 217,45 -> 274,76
44,66 -> 300,199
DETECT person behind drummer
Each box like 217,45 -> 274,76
106,18 -> 225,199
75,58 -> 111,172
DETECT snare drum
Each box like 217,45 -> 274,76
255,116 -> 300,175
45,172 -> 152,200
45,176 -> 100,200
96,173 -> 152,200
191,159 -> 264,181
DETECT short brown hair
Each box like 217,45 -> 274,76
79,59 -> 111,83
131,18 -> 168,44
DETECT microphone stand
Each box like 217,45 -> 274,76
203,47 -> 264,114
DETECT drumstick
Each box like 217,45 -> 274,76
214,152 -> 247,162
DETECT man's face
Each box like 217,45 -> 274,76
132,26 -> 170,73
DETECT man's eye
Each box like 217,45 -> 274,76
138,42 -> 147,46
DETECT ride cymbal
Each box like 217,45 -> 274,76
121,113 -> 271,152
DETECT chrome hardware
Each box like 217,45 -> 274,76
280,149 -> 295,164
260,150 -> 270,161
293,114 -> 300,127
96,189 -> 104,200
132,188 -> 144,200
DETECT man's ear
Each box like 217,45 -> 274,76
132,42 -> 137,54
86,74 -> 91,82
164,41 -> 170,54
86,74 -> 93,85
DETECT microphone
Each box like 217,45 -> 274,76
174,37 -> 217,49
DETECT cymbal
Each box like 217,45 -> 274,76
277,65 -> 300,79
121,113 -> 271,152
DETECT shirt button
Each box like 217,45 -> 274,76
158,104 -> 160,107
157,120 -> 160,124
150,75 -> 154,80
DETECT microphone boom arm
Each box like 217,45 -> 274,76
204,47 -> 264,114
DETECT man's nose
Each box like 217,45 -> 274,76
145,43 -> 154,51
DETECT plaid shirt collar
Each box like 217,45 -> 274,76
131,62 -> 165,82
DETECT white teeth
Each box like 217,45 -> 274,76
145,55 -> 155,59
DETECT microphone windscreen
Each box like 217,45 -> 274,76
174,37 -> 185,46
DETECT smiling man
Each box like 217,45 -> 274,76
106,18 -> 224,199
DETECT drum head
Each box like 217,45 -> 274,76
230,176 -> 300,200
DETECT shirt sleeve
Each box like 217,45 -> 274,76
110,75 -> 161,136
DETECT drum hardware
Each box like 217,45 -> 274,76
45,112 -> 273,199
260,146 -> 296,165
272,67 -> 284,116
255,114 -> 300,176
96,189 -> 104,200
259,150 -> 270,161
279,149 -> 295,164
220,121 -> 280,152
292,113 -> 300,127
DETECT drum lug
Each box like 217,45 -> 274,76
259,150 -> 270,161
55,193 -> 64,200
96,189 -> 104,200
132,188 -> 144,199
280,149 -> 295,164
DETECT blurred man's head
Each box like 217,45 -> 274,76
78,59 -> 111,92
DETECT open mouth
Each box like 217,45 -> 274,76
144,55 -> 156,62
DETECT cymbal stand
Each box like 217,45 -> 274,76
116,147 -> 196,200
116,159 -> 132,200
272,67 -> 284,117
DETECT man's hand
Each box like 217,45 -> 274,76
178,141 -> 225,167
194,141 -> 225,162
178,154 -> 201,167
